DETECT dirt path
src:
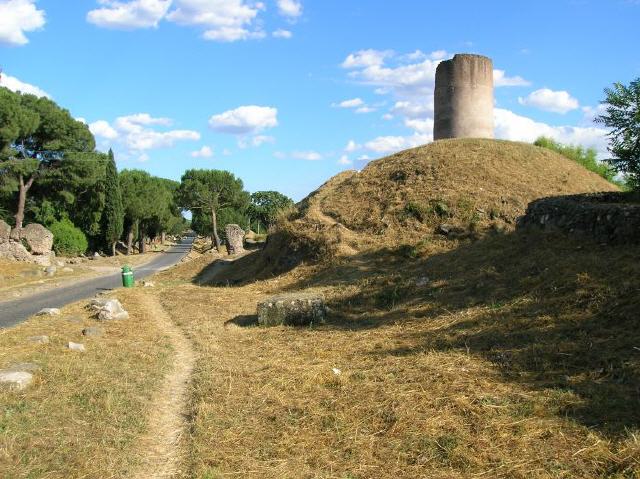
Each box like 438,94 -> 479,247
132,292 -> 196,479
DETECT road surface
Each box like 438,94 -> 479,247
0,235 -> 194,329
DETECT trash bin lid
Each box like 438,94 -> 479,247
122,265 -> 132,273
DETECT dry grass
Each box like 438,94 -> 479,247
0,288 -> 173,478
155,227 -> 640,478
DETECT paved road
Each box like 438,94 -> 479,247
0,235 -> 194,329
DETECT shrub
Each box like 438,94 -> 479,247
49,219 -> 88,256
534,136 -> 624,187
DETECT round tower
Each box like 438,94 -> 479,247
433,54 -> 494,140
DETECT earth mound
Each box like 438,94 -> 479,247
217,139 -> 619,282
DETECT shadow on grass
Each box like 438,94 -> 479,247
285,229 -> 640,437
224,315 -> 259,329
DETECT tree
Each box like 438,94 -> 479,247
120,170 -> 163,255
595,78 -> 640,190
102,150 -> 124,256
0,88 -> 95,228
177,169 -> 250,251
248,191 -> 294,232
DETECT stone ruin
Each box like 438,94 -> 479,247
433,53 -> 494,140
0,220 -> 55,266
225,224 -> 245,255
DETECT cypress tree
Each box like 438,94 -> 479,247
103,149 -> 124,256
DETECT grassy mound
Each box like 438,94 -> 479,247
216,139 -> 619,283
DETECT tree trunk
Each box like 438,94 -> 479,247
211,207 -> 221,252
139,225 -> 146,254
15,175 -> 35,230
111,241 -> 117,257
161,232 -> 165,245
126,223 -> 135,256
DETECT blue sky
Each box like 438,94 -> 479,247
1,0 -> 639,200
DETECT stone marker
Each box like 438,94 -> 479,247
257,292 -> 326,327
225,224 -> 245,255
90,298 -> 129,321
37,308 -> 61,316
67,342 -> 86,352
0,370 -> 33,391
28,335 -> 50,344
82,326 -> 104,337
19,223 -> 54,255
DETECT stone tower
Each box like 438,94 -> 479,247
433,54 -> 494,140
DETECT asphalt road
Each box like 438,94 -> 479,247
0,235 -> 194,329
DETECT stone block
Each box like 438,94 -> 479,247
257,292 -> 326,327
19,223 -> 53,255
0,370 -> 33,391
225,224 -> 245,255
90,298 -> 129,321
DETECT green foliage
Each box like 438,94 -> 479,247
248,191 -> 294,230
403,202 -> 428,222
534,136 -> 621,186
102,150 -> 124,252
595,78 -> 640,190
177,169 -> 250,248
49,218 -> 89,256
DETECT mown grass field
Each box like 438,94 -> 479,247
155,228 -> 640,478
0,289 -> 173,478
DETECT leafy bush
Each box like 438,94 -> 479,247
49,219 -> 88,256
534,136 -> 623,187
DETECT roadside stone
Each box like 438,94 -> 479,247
142,280 -> 155,287
67,342 -> 86,352
28,335 -> 50,344
62,267 -> 74,273
90,298 -> 129,321
257,292 -> 326,327
30,253 -> 53,267
0,219 -> 10,242
82,326 -> 104,337
55,260 -> 65,267
0,241 -> 32,262
44,265 -> 57,277
225,224 -> 245,255
37,308 -> 61,316
0,370 -> 33,391
19,223 -> 54,255
91,252 -> 100,260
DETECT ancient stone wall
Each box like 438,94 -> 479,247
434,54 -> 494,140
518,192 -> 640,244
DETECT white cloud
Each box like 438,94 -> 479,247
90,113 -> 200,156
404,118 -> 434,134
0,0 -> 45,46
238,134 -> 275,148
392,100 -> 431,118
493,69 -> 531,87
191,145 -> 213,158
355,106 -> 376,114
364,133 -> 430,154
338,155 -> 352,165
209,105 -> 278,135
342,49 -> 392,69
166,0 -> 264,42
292,150 -> 322,161
494,107 -> 608,157
272,28 -> 292,39
518,88 -> 580,114
277,0 -> 302,18
0,72 -> 50,97
89,120 -> 119,140
336,97 -> 364,108
344,140 -> 360,152
87,0 -> 171,29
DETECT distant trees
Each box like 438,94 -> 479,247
0,88 -> 95,228
533,136 -> 620,185
248,191 -> 294,232
102,149 -> 124,256
177,169 -> 249,251
596,78 -> 640,190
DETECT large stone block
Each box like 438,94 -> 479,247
20,223 -> 54,255
90,298 -> 129,321
0,241 -> 32,262
257,292 -> 326,327
0,370 -> 33,391
225,224 -> 245,255
0,219 -> 10,242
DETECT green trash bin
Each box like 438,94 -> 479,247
121,265 -> 134,288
